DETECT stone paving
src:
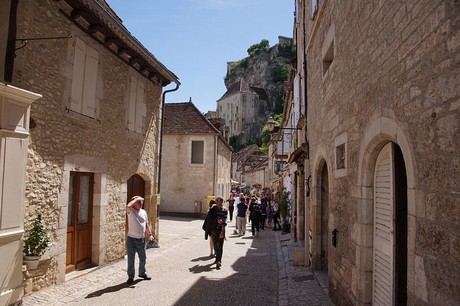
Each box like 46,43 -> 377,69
23,216 -> 334,306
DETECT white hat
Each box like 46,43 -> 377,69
128,196 -> 144,207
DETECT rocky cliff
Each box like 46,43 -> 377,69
224,37 -> 295,114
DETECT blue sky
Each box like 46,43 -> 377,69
106,0 -> 294,113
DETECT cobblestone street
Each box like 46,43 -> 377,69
23,216 -> 333,306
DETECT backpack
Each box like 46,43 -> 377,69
253,203 -> 261,213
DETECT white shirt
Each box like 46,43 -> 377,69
127,208 -> 148,239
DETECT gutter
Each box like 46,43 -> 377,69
213,135 -> 218,196
157,83 -> 180,194
85,0 -> 179,84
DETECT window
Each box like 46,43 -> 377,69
336,143 -> 345,169
127,75 -> 146,134
322,24 -> 335,76
191,141 -> 204,164
70,37 -> 99,118
311,0 -> 318,18
334,132 -> 347,177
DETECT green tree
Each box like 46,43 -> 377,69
247,39 -> 270,57
275,94 -> 285,115
260,114 -> 282,153
272,64 -> 290,82
260,125 -> 270,154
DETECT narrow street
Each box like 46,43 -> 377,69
23,217 -> 333,306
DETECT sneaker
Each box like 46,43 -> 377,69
139,274 -> 151,280
127,278 -> 134,284
216,262 -> 221,269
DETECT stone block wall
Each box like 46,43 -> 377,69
160,134 -> 215,214
305,0 -> 459,305
13,0 -> 164,293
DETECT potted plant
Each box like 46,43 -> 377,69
23,214 -> 50,270
277,189 -> 291,233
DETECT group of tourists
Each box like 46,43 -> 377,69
124,190 -> 283,278
229,192 -> 282,236
201,191 -> 283,270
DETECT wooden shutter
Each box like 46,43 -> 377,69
373,142 -> 395,305
82,46 -> 98,118
127,77 -> 137,131
134,81 -> 145,134
70,38 -> 86,112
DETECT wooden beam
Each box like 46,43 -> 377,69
70,9 -> 83,19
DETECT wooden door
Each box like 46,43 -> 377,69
320,163 -> 329,271
126,174 -> 146,236
66,172 -> 94,273
373,142 -> 395,305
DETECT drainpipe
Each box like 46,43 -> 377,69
157,82 -> 180,194
213,135 -> 217,196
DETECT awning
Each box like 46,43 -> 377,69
288,147 -> 305,164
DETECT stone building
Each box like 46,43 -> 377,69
0,0 -> 179,300
216,79 -> 268,144
280,0 -> 460,305
232,144 -> 268,188
160,102 -> 232,214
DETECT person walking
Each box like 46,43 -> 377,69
126,196 -> 153,284
272,201 -> 282,231
249,197 -> 262,237
203,197 -> 228,269
236,195 -> 248,236
203,199 -> 216,257
226,193 -> 235,222
260,197 -> 268,230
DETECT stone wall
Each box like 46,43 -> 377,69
160,134 -> 215,213
14,0 -> 164,293
305,0 -> 459,305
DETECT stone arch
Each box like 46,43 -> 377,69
355,116 -> 416,304
310,144 -> 332,271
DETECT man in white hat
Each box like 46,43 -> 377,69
126,195 -> 153,284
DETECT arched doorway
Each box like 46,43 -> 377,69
372,142 -> 407,305
126,174 -> 146,236
320,163 -> 329,272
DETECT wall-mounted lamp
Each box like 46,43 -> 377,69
267,115 -> 301,133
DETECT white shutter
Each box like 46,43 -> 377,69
70,38 -> 86,112
134,81 -> 145,133
127,77 -> 137,131
373,142 -> 395,306
82,46 -> 98,118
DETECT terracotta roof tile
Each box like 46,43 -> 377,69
163,102 -> 220,135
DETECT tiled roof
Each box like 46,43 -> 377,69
163,102 -> 220,135
217,80 -> 267,101
232,144 -> 261,163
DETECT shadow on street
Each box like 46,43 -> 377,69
84,279 -> 142,299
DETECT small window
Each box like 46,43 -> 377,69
191,141 -> 204,164
322,24 -> 335,76
311,0 -> 318,18
336,143 -> 345,169
323,40 -> 334,75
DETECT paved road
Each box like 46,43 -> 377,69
23,216 -> 333,306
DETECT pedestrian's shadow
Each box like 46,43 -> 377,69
188,263 -> 213,274
191,255 -> 213,262
85,280 -> 142,299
